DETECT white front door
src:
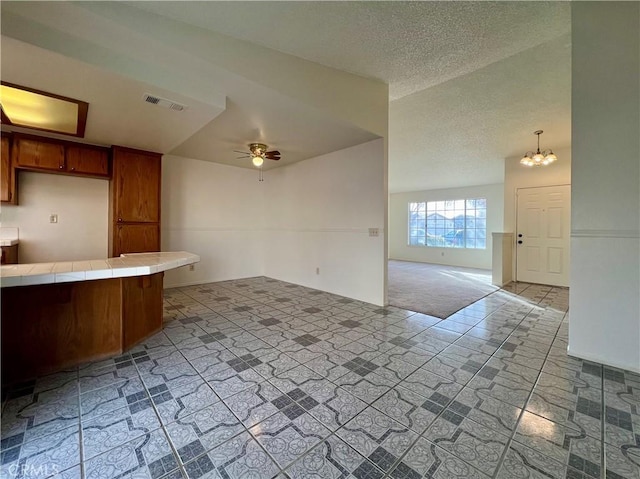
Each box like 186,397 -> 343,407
516,185 -> 571,287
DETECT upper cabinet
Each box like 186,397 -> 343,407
1,134 -> 16,204
111,147 -> 161,223
12,136 -> 64,171
11,134 -> 110,179
65,144 -> 109,177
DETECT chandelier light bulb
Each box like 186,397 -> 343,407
252,155 -> 264,167
520,130 -> 558,167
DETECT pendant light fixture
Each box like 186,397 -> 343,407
520,130 -> 558,167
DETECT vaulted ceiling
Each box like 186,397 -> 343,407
1,1 -> 571,192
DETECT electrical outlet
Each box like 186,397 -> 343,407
49,214 -> 58,224
316,267 -> 320,275
189,264 -> 195,271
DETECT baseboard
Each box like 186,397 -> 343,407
567,346 -> 640,374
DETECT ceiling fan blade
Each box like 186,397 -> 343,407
267,156 -> 281,161
266,150 -> 280,156
235,155 -> 250,159
233,150 -> 249,154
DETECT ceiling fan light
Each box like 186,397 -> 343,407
252,155 -> 264,167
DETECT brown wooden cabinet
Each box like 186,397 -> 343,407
113,224 -> 160,257
1,134 -> 16,204
65,144 -> 109,177
109,146 -> 161,257
12,136 -> 65,171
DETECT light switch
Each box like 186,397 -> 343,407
368,228 -> 379,237
49,214 -> 58,224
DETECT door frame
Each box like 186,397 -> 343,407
515,184 -> 571,285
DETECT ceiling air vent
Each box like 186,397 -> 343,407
142,93 -> 188,112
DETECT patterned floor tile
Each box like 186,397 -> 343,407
419,355 -> 476,386
334,370 -> 397,404
140,361 -> 201,391
249,409 -> 330,468
604,441 -> 640,479
183,431 -> 280,479
165,402 -> 244,465
423,413 -> 510,476
496,446 -> 569,479
284,434 -> 384,479
223,382 -> 283,428
83,428 -> 180,479
80,377 -> 148,420
203,365 -> 264,400
513,411 -> 603,478
2,279 -> 628,479
271,377 -> 367,431
81,400 -> 161,461
449,387 -> 522,437
0,427 -> 81,479
371,386 -> 437,434
336,406 -> 418,472
152,378 -> 221,425
1,381 -> 79,447
390,437 -> 490,479
400,368 -> 463,407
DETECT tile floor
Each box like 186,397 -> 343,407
1,278 -> 639,479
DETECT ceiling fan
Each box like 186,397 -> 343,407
234,143 -> 281,167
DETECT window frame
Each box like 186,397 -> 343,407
407,198 -> 487,249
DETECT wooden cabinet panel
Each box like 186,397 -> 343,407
114,223 -> 160,256
13,137 -> 65,171
66,145 -> 109,177
122,273 -> 163,349
112,147 -> 161,223
1,135 -> 16,203
1,279 -> 123,382
1,245 -> 19,265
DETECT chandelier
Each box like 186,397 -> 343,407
520,130 -> 558,167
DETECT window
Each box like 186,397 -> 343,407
408,198 -> 487,249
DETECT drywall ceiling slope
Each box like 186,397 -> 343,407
389,33 -> 571,193
127,1 -> 570,100
1,2 -> 386,167
1,36 -> 224,152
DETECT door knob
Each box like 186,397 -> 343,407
518,234 -> 523,238
518,240 -> 523,244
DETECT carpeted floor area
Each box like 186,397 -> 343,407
388,260 -> 499,318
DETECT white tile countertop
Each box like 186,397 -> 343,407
0,251 -> 199,288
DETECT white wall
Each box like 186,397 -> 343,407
389,184 -> 504,270
569,3 -> 639,372
263,139 -> 387,305
0,172 -> 108,263
504,146 -> 572,279
161,155 -> 265,288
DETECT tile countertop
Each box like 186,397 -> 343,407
0,239 -> 19,246
0,251 -> 199,288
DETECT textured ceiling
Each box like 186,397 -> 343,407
128,1 -> 570,100
2,1 -> 572,191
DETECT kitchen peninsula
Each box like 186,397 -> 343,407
1,251 -> 199,382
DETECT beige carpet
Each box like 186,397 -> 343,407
388,260 -> 499,318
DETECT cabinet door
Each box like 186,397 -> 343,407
66,145 -> 109,177
1,136 -> 14,203
114,224 -> 160,256
13,137 -> 65,171
113,149 -> 161,223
